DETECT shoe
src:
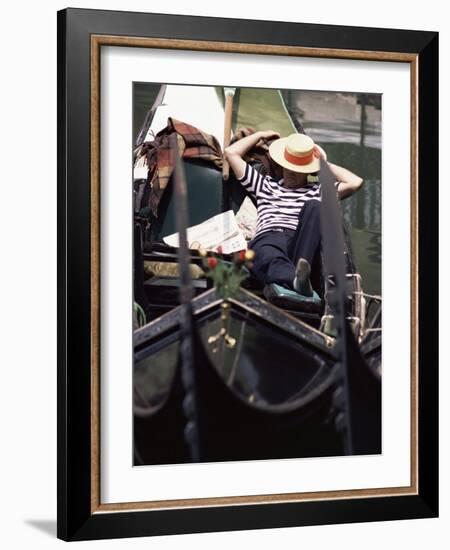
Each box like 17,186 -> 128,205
293,258 -> 314,297
263,283 -> 322,313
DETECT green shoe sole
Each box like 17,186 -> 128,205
263,283 -> 323,313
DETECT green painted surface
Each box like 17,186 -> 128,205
217,87 -> 296,136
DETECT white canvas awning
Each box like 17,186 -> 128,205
145,85 -> 226,146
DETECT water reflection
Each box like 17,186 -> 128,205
284,90 -> 382,296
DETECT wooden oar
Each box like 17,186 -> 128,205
222,87 -> 235,180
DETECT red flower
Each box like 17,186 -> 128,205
238,250 -> 246,262
207,257 -> 218,269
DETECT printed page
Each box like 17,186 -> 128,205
163,210 -> 247,253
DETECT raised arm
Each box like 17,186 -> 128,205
328,162 -> 364,199
224,130 -> 280,180
314,144 -> 364,199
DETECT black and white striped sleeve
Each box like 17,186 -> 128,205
236,163 -> 265,197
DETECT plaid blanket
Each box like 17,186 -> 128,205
134,118 -> 279,217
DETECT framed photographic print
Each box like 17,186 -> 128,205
57,7 -> 438,541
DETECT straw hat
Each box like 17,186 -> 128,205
269,133 -> 321,174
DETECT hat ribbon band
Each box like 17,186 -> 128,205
284,148 -> 317,166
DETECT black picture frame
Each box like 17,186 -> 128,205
57,7 -> 438,541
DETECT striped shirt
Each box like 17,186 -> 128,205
237,162 -> 339,238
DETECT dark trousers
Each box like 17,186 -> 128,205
249,200 -> 322,291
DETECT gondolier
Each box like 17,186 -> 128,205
225,130 -> 364,298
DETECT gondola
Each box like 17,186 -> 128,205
132,85 -> 382,465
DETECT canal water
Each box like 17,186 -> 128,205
290,90 -> 381,298
133,84 -> 381,297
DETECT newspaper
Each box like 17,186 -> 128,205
163,210 -> 247,254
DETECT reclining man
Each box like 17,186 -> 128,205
225,130 -> 364,299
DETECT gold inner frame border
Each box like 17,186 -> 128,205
89,34 -> 419,514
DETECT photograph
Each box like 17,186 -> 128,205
132,83 -> 382,466
55,7 -> 439,541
